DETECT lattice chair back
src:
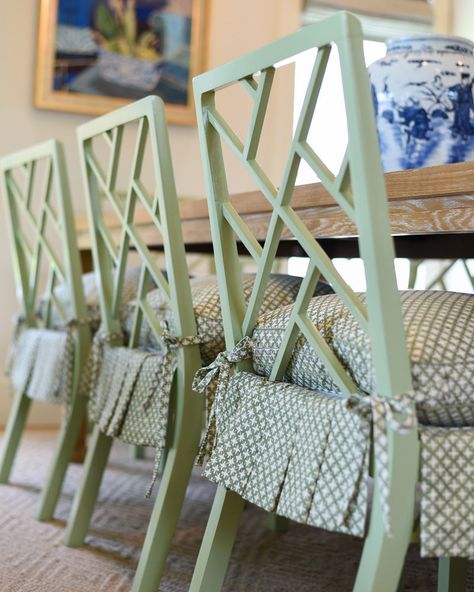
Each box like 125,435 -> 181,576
77,96 -> 201,484
191,11 -> 422,565
1,140 -> 89,405
78,96 -> 197,344
194,13 -> 413,399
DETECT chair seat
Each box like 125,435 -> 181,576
45,266 -> 154,330
86,273 -> 329,452
252,290 -> 474,427
7,327 -> 71,405
202,369 -> 474,557
203,370 -> 370,537
123,274 -> 333,365
8,267 -> 151,405
89,344 -> 169,449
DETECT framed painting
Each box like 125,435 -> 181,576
35,0 -> 207,125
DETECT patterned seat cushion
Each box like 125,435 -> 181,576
419,424 -> 474,558
5,267 -> 152,406
123,274 -> 333,365
45,266 -> 154,329
252,290 -> 474,427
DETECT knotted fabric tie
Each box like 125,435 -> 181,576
83,327 -> 124,402
62,317 -> 91,404
346,392 -> 417,535
193,336 -> 253,464
144,321 -> 201,498
142,321 -> 202,411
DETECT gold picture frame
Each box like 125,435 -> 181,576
35,0 -> 208,125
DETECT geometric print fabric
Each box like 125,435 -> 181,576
79,272 -> 328,483
419,425 -> 474,558
124,273 -> 333,365
88,344 -> 170,450
200,289 -> 474,557
203,371 -> 371,538
7,327 -> 72,406
6,268 -> 151,406
253,290 -> 474,427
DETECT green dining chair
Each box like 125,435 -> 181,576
62,95 -> 325,592
61,96 -> 204,592
190,12 -> 473,592
0,140 -> 91,521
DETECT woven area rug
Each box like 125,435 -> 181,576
0,430 -> 472,592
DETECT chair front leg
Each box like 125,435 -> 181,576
37,393 -> 88,521
189,485 -> 245,592
64,424 -> 113,547
130,445 -> 145,459
267,513 -> 289,532
0,389 -> 31,483
438,557 -> 468,592
131,442 -> 197,592
353,426 -> 419,592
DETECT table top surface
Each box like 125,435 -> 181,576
76,161 -> 474,250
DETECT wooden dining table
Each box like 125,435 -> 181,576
75,161 -> 474,268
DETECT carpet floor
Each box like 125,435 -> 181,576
0,430 -> 472,592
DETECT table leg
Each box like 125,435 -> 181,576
70,248 -> 94,463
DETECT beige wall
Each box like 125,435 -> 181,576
0,0 -> 301,426
452,0 -> 474,37
434,0 -> 474,36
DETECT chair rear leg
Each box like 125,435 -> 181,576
353,428 -> 419,592
131,443 -> 198,592
37,394 -> 88,521
188,485 -> 245,592
130,445 -> 145,459
268,514 -> 289,532
0,390 -> 31,483
438,557 -> 468,592
71,416 -> 88,463
64,424 -> 112,547
396,564 -> 407,592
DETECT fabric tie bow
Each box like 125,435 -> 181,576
346,392 -> 417,535
60,316 -> 91,408
193,336 -> 253,464
143,321 -> 201,498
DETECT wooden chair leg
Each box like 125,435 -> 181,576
64,424 -> 112,547
37,394 -> 88,521
0,390 -> 31,483
354,488 -> 412,592
353,428 -> 419,592
438,557 -> 468,592
397,564 -> 407,592
71,415 -> 88,464
188,486 -> 245,592
157,446 -> 168,475
268,513 -> 289,533
131,444 -> 198,592
130,445 -> 145,459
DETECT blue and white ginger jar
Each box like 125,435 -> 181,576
368,35 -> 474,171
